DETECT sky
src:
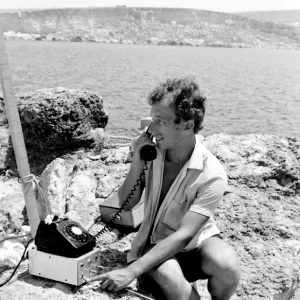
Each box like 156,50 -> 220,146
0,0 -> 300,13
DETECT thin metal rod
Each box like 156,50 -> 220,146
125,288 -> 155,300
0,24 -> 40,237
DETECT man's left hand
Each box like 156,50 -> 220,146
85,267 -> 136,292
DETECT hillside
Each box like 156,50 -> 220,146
0,7 -> 299,50
236,9 -> 300,25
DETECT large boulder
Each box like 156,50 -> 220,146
1,88 -> 108,150
36,147 -> 130,226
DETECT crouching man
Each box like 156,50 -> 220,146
89,77 -> 241,300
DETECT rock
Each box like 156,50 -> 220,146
18,226 -> 32,245
66,173 -> 98,226
0,178 -> 25,233
204,134 -> 300,194
70,36 -> 82,42
17,87 -> 108,150
102,147 -> 130,165
0,239 -> 25,267
0,96 -> 8,125
36,151 -> 130,228
0,210 -> 19,238
96,173 -> 122,198
36,158 -> 70,219
35,36 -> 46,41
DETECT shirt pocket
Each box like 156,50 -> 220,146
160,199 -> 188,230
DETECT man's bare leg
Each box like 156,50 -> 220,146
199,237 -> 241,300
147,258 -> 200,300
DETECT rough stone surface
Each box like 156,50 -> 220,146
0,133 -> 299,300
0,96 -> 7,126
0,88 -> 109,150
36,147 -> 130,227
18,87 -> 109,150
0,239 -> 25,268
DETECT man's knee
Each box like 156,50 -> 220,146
200,237 -> 241,286
146,259 -> 200,300
148,258 -> 183,283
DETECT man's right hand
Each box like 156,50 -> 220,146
131,131 -> 156,165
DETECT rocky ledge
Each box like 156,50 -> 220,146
0,129 -> 299,299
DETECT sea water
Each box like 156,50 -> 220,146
5,40 -> 300,138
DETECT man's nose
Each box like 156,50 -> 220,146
147,122 -> 156,135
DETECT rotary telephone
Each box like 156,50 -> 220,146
35,218 -> 96,258
35,125 -> 157,258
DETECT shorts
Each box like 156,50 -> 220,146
130,233 -> 222,283
174,233 -> 223,282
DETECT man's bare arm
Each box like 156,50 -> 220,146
128,210 -> 209,277
118,130 -> 155,210
117,162 -> 145,210
86,211 -> 209,291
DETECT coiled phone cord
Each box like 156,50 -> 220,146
93,161 -> 148,240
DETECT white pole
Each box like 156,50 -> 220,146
0,25 -> 40,237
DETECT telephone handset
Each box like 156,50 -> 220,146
140,125 -> 157,161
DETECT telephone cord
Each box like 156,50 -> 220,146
93,161 -> 148,240
0,238 -> 35,287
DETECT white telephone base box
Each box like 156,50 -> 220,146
29,247 -> 100,286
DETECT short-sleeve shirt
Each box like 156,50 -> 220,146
127,135 -> 228,263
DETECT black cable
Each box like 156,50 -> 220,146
0,238 -> 35,287
93,162 -> 148,240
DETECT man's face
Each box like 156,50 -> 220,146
148,98 -> 183,150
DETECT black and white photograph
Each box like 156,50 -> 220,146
0,1 -> 299,299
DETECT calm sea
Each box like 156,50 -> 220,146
4,40 -> 300,138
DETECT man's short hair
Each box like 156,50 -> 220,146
147,77 -> 206,133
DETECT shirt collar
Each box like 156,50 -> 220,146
156,135 -> 206,171
186,135 -> 206,171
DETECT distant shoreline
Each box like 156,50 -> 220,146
3,32 -> 300,51
1,7 -> 299,52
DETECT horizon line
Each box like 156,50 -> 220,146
0,6 -> 300,14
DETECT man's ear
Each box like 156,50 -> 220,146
184,120 -> 194,131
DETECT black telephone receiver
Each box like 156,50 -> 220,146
140,125 -> 157,161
